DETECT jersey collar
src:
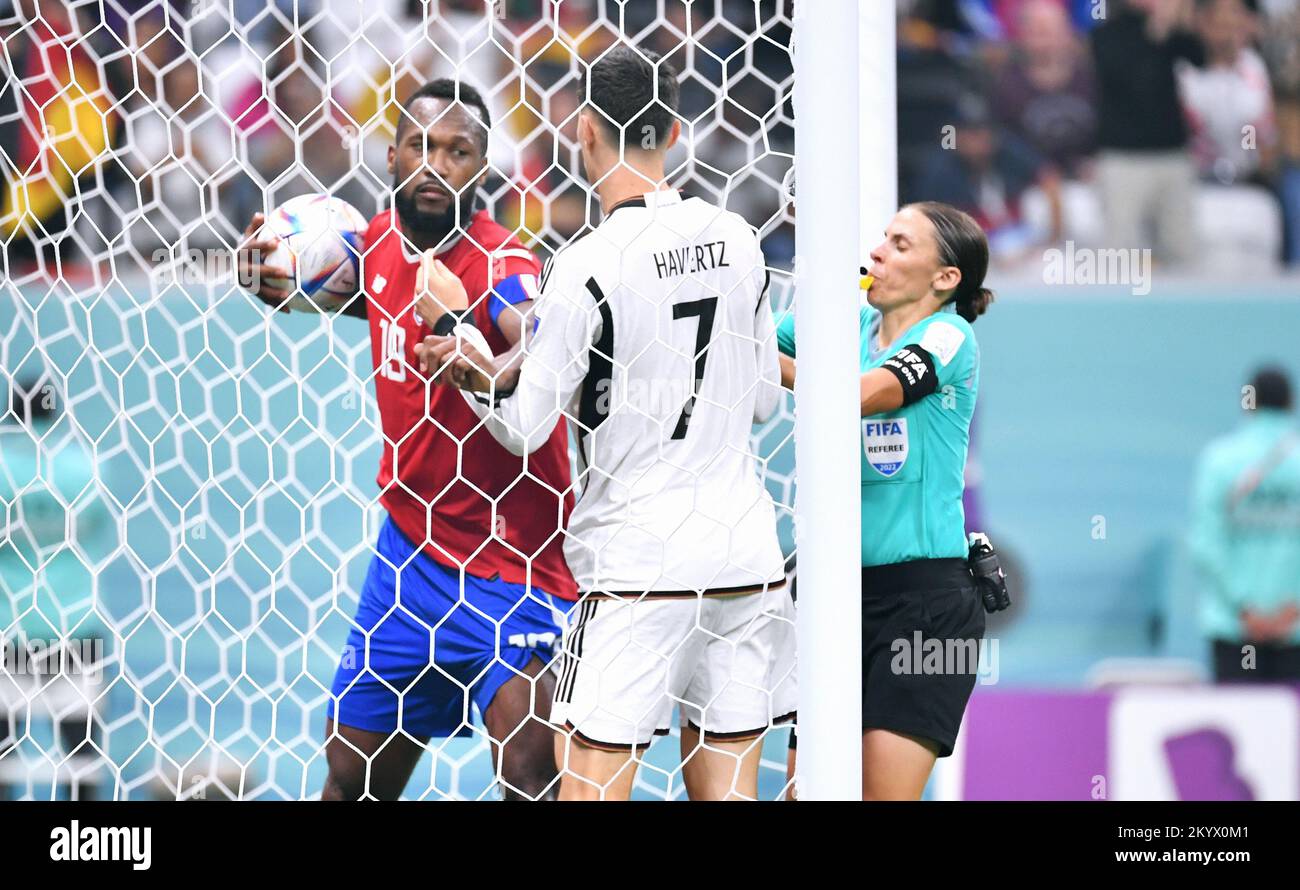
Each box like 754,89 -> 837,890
605,188 -> 683,219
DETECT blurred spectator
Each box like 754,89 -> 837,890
1091,0 -> 1205,267
233,48 -> 352,213
909,93 -> 1062,261
1178,0 -> 1284,269
1189,366 -> 1300,684
0,376 -> 111,798
897,2 -> 991,201
1,1 -> 116,275
1257,0 -> 1300,264
993,0 -> 1098,179
1180,0 -> 1277,184
979,0 -> 1103,35
123,60 -> 237,254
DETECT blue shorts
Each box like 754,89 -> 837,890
328,517 -> 571,738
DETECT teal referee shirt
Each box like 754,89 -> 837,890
1189,408 -> 1300,643
776,298 -> 980,567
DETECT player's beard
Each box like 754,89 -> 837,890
392,175 -> 478,244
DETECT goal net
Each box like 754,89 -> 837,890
0,0 -> 799,800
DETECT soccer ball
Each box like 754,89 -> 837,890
260,194 -> 368,313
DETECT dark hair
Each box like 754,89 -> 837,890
581,45 -> 680,150
908,201 -> 994,323
1250,366 -> 1293,411
396,78 -> 492,155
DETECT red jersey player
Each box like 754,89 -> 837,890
238,79 -> 576,800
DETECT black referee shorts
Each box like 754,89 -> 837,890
789,558 -> 986,758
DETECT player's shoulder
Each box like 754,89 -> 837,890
681,195 -> 762,244
1197,430 -> 1250,479
465,210 -> 540,275
462,213 -> 522,254
912,310 -> 976,369
542,226 -> 604,283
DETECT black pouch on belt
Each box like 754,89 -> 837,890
967,532 -> 1010,614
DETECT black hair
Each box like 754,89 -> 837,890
908,201 -> 994,323
580,45 -> 680,150
1250,366 -> 1293,411
396,78 -> 492,155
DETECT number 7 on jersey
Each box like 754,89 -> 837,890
670,296 -> 718,440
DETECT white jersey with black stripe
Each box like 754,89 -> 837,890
460,188 -> 785,594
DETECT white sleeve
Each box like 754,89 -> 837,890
460,254 -> 597,456
752,261 -> 782,425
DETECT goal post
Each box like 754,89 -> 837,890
861,4 -> 900,245
790,0 -> 868,800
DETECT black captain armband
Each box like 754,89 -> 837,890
880,345 -> 938,406
432,308 -> 477,336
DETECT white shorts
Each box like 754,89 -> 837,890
550,585 -> 797,749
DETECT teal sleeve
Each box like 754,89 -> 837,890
1187,449 -> 1243,612
896,315 -> 975,389
775,310 -> 796,357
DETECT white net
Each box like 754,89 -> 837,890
0,0 -> 799,800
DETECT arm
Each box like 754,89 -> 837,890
412,253 -> 539,384
417,266 -> 596,456
483,300 -> 535,386
774,305 -> 797,390
780,354 -> 796,391
867,319 -> 969,417
777,354 -> 917,415
860,367 -> 906,416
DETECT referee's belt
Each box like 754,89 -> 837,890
860,558 -> 971,597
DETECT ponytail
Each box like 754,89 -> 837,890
955,286 -> 995,322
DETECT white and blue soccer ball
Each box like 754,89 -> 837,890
261,193 -> 368,313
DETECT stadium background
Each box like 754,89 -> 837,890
3,0 -> 1300,799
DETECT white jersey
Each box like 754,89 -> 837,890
460,188 -> 785,594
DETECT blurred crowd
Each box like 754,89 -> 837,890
0,0 -> 793,280
900,0 -> 1300,272
2,0 -> 1298,282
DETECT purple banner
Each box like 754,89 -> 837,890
951,686 -> 1300,801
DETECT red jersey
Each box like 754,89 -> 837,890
361,209 -> 577,600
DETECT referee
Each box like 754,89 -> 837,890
779,202 -> 996,800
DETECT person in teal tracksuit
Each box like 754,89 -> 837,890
0,379 -> 110,784
1189,367 -> 1300,683
779,202 -> 994,800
